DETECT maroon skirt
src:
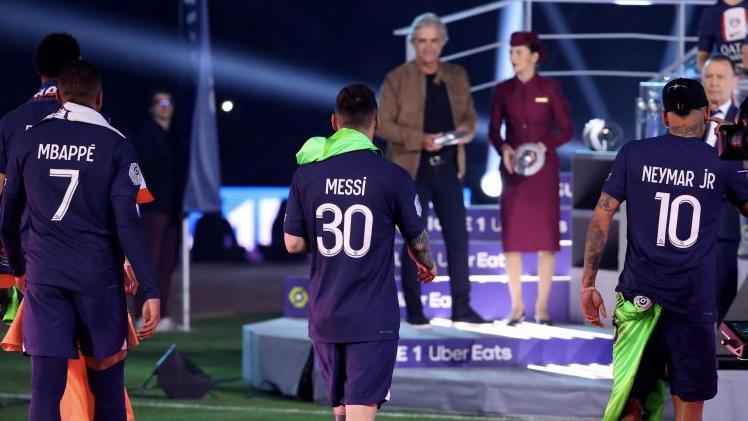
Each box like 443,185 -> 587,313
500,152 -> 560,252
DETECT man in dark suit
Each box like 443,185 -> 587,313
703,54 -> 741,321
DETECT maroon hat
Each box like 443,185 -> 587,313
510,31 -> 546,62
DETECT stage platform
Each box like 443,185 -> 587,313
242,318 -> 748,419
242,317 -> 616,418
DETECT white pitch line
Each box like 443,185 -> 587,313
0,392 -> 507,420
0,392 -> 601,420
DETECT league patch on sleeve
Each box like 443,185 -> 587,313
128,163 -> 142,186
415,195 -> 422,217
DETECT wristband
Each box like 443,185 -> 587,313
580,286 -> 597,293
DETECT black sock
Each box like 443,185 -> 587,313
87,360 -> 126,421
30,355 -> 67,421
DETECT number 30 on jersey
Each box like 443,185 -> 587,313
315,203 -> 373,258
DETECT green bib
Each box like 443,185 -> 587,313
295,128 -> 379,165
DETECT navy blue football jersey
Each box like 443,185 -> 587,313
0,102 -> 158,298
0,81 -> 61,173
603,134 -> 748,322
284,150 -> 424,343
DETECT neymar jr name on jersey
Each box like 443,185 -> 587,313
641,165 -> 715,190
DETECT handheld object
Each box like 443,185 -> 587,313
512,143 -> 546,176
433,130 -> 468,146
720,321 -> 748,360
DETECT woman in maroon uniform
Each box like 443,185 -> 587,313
489,32 -> 573,325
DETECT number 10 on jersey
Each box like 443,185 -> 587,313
654,192 -> 701,249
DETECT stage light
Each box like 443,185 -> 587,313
614,0 -> 652,5
0,1 -> 353,107
220,100 -> 234,112
480,170 -> 502,198
583,119 -> 623,151
527,363 -> 613,379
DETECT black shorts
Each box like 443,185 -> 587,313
631,309 -> 717,403
22,282 -> 128,360
313,340 -> 398,407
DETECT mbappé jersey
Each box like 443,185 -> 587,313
284,150 -> 424,343
0,102 -> 158,298
603,134 -> 748,322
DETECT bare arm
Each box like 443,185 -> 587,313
284,233 -> 309,254
739,202 -> 748,218
406,230 -> 437,282
580,192 -> 620,326
696,51 -> 709,72
582,193 -> 620,288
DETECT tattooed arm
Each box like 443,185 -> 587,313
580,192 -> 620,326
407,230 -> 437,283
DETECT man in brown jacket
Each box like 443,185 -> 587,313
377,12 -> 485,325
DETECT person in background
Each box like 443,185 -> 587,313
133,91 -> 180,331
702,55 -> 742,322
696,0 -> 748,72
377,12 -> 486,326
488,31 -> 573,325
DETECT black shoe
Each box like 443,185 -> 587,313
452,308 -> 488,324
406,313 -> 431,328
536,318 -> 553,326
507,311 -> 525,327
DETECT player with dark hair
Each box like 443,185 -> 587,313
581,78 -> 748,420
0,59 -> 160,421
0,33 -> 81,189
284,83 -> 436,421
0,32 -> 81,335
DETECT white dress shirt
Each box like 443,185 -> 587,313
706,100 -> 733,147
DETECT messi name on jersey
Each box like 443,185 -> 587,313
325,177 -> 367,196
38,143 -> 96,162
641,165 -> 715,190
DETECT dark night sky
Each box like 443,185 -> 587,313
0,0 -> 708,202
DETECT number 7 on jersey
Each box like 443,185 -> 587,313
49,169 -> 80,221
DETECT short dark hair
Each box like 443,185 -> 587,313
704,54 -> 736,75
57,60 -> 101,104
33,33 -> 81,78
335,84 -> 378,128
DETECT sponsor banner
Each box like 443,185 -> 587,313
560,171 -> 572,207
395,336 -> 612,368
284,276 -> 570,322
411,207 -> 571,242
393,242 -> 571,276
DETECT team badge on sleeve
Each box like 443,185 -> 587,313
414,195 -> 422,217
129,163 -> 155,204
129,163 -> 142,186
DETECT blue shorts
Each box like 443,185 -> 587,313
631,308 -> 717,402
22,282 -> 128,361
313,340 -> 398,407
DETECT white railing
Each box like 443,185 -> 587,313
394,0 -> 716,91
